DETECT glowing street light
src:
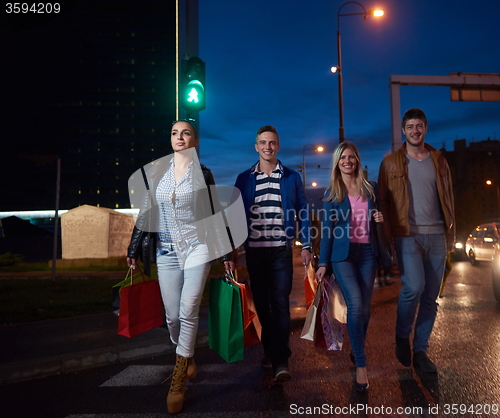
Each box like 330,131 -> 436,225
486,180 -> 500,212
334,2 -> 384,143
302,144 -> 324,189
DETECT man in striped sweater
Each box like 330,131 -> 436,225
235,125 -> 312,383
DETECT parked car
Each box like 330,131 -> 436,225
465,221 -> 500,303
465,222 -> 500,266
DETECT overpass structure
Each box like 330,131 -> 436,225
390,74 -> 500,152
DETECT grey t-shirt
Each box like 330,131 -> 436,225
406,152 -> 444,234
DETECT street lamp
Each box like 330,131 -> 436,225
486,180 -> 500,213
302,144 -> 324,189
332,2 -> 384,143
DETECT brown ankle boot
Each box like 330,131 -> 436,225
186,357 -> 196,380
167,354 -> 188,414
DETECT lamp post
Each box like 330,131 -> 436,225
302,144 -> 324,189
486,180 -> 500,214
332,2 -> 384,144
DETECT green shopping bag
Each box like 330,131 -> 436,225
208,273 -> 245,363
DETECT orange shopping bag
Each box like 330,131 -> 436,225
232,270 -> 262,346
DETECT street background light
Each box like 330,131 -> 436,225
486,180 -> 500,214
334,2 -> 384,144
302,144 -> 324,189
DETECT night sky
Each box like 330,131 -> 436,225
1,0 -> 499,208
199,0 -> 500,189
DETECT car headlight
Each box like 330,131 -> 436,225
455,242 -> 463,249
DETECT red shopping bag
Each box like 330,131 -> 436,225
115,266 -> 164,338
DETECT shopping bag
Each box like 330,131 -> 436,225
114,266 -> 164,338
326,275 -> 347,325
320,276 -> 347,351
301,280 -> 324,341
233,277 -> 262,346
208,273 -> 245,363
304,264 -> 317,310
314,291 -> 327,349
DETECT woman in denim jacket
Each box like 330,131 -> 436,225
316,142 -> 384,392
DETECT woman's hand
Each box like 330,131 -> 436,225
373,210 -> 384,223
224,260 -> 235,274
126,257 -> 137,269
316,266 -> 327,282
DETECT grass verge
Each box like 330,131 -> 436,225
0,262 -> 227,325
0,277 -> 122,325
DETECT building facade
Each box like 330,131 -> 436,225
442,138 -> 500,237
1,0 -> 186,212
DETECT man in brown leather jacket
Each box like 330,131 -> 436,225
378,108 -> 455,373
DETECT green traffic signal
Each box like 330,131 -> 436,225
182,57 -> 205,113
187,80 -> 204,104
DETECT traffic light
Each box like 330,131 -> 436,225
181,57 -> 206,114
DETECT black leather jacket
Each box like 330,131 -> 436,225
127,156 -> 232,276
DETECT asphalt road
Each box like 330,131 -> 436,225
3,259 -> 500,418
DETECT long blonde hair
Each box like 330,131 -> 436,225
325,142 -> 375,203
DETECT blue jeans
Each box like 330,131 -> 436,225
156,240 -> 211,358
246,246 -> 293,368
394,233 -> 446,353
332,243 -> 377,368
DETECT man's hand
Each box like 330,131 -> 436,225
301,249 -> 312,267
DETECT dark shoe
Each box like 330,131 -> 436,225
354,367 -> 369,392
354,381 -> 369,392
395,336 -> 412,367
413,351 -> 438,373
261,356 -> 272,369
272,365 -> 292,383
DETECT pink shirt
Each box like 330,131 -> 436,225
348,195 -> 370,244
